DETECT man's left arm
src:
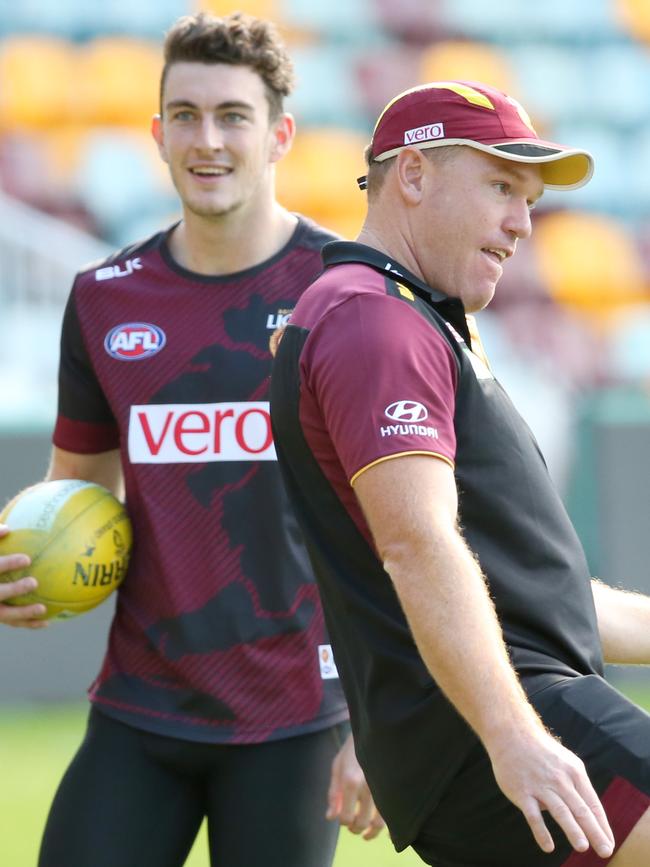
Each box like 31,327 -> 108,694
591,578 -> 650,664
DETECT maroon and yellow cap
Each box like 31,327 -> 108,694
358,80 -> 593,191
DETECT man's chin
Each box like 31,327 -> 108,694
185,198 -> 241,220
464,285 -> 495,313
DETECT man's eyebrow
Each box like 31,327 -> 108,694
217,100 -> 255,111
500,163 -> 545,199
165,99 -> 255,112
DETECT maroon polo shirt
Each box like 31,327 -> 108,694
271,240 -> 603,849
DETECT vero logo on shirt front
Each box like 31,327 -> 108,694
128,402 -> 276,463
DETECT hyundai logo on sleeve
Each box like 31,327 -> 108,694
384,400 -> 428,422
381,400 -> 438,439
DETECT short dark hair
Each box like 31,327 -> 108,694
363,143 -> 463,199
160,12 -> 295,120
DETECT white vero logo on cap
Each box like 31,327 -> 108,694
385,400 -> 428,422
404,122 -> 445,145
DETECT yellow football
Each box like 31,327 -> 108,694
0,479 -> 132,621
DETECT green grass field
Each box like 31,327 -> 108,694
3,682 -> 650,866
0,703 -> 421,867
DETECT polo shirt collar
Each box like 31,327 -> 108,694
322,240 -> 472,346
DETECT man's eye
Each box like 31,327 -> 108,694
174,110 -> 195,121
224,112 -> 246,123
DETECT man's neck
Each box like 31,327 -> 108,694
168,203 -> 298,276
356,226 -> 426,286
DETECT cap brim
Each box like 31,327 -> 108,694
487,141 -> 594,190
372,138 -> 594,190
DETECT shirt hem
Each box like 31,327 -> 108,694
89,695 -> 350,745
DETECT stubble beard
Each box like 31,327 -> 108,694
184,198 -> 242,221
173,165 -> 244,222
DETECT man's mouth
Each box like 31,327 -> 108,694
482,247 -> 509,264
189,166 -> 232,177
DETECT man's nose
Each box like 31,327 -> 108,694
196,117 -> 223,150
505,199 -> 533,240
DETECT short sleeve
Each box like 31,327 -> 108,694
302,293 -> 458,483
53,285 -> 119,453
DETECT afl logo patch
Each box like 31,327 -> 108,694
104,323 -> 166,361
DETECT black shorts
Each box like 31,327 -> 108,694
411,675 -> 650,867
38,707 -> 348,867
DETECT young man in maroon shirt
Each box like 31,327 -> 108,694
0,12 -> 382,867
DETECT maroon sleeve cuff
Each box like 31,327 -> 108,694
53,416 -> 120,454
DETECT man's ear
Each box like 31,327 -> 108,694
268,112 -> 296,164
151,114 -> 168,164
395,147 -> 426,205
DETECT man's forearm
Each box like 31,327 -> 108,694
384,526 -> 545,753
592,578 -> 650,664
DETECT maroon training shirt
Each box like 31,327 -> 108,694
53,217 -> 347,743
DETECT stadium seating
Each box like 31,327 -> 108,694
532,211 -> 649,329
276,128 -> 368,238
354,45 -> 423,117
586,42 -> 650,126
371,0 -> 449,44
2,0 -> 650,390
616,0 -> 650,44
41,127 -> 88,188
74,129 -> 175,245
197,0 -> 283,23
0,34 -> 162,132
545,124 -> 625,215
282,0 -> 380,41
0,35 -> 76,130
419,40 -> 520,96
504,44 -> 588,124
288,45 -> 364,127
1,1 -> 649,239
80,0 -> 185,39
0,0 -> 185,40
76,37 -> 161,127
606,305 -> 650,383
443,0 -> 618,42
